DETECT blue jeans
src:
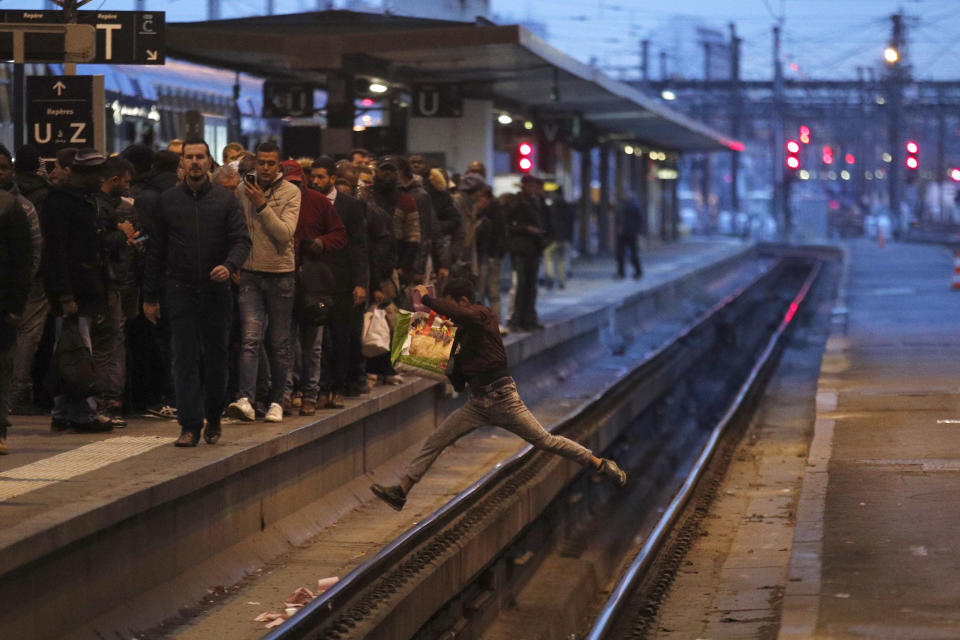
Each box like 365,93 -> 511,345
236,271 -> 295,405
287,325 -> 323,400
167,280 -> 233,434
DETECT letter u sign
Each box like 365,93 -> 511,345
33,123 -> 52,144
418,90 -> 440,117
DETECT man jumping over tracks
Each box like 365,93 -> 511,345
370,278 -> 626,511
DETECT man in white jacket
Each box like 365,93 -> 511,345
226,142 -> 301,423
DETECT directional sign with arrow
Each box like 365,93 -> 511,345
26,74 -> 105,161
1,10 -> 165,64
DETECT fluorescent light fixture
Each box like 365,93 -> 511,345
661,89 -> 676,101
369,82 -> 388,93
498,114 -> 513,125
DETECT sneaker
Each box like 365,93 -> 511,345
371,483 -> 406,511
226,397 -> 256,421
147,404 -> 178,419
264,402 -> 283,423
597,458 -> 627,487
0,437 -> 7,455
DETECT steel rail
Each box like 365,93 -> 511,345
263,258 -> 791,640
585,259 -> 822,640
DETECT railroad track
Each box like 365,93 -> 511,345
263,253 -> 830,640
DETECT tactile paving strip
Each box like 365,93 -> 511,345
0,436 -> 176,502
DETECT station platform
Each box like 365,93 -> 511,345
0,237 -> 755,640
782,239 -> 960,638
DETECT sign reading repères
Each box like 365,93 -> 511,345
27,75 -> 105,162
1,10 -> 165,64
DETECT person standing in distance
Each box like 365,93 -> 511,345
371,279 -> 626,511
143,139 -> 251,447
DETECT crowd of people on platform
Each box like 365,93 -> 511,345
0,137 -> 614,451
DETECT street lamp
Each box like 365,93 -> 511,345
884,46 -> 899,65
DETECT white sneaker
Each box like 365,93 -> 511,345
226,397 -> 255,421
264,402 -> 283,423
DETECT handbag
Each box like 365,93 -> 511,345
362,307 -> 391,357
53,316 -> 98,398
297,294 -> 333,326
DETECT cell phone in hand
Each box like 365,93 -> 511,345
244,173 -> 257,187
132,234 -> 150,245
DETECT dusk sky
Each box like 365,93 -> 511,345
9,0 -> 960,80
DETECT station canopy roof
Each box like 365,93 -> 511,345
167,11 -> 743,153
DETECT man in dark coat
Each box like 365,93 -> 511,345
0,145 -> 46,415
615,193 -> 644,280
508,175 -> 552,332
143,139 -> 251,447
284,160 -> 346,416
41,148 -> 119,432
0,190 -> 32,454
311,156 -> 370,405
95,156 -> 138,420
133,149 -> 181,418
12,144 -> 49,209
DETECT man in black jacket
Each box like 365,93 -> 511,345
0,190 -> 32,454
134,149 -> 181,418
310,156 -> 370,404
508,175 -> 552,332
370,279 -> 626,511
0,145 -> 46,415
41,148 -> 119,433
143,139 -> 251,447
95,156 -> 138,420
474,185 -> 508,324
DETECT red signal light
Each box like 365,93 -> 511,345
517,142 -> 534,173
845,153 -> 856,164
906,156 -> 919,170
786,156 -> 800,170
906,141 -> 918,154
786,140 -> 800,154
951,168 -> 960,182
822,146 -> 834,165
799,126 -> 811,144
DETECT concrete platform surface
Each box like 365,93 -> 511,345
782,239 -> 960,639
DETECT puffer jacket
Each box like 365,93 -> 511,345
143,179 -> 251,303
236,177 -> 301,273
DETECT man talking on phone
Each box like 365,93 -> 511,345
143,139 -> 251,447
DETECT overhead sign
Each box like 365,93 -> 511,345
0,22 -> 95,63
263,81 -> 315,119
27,75 -> 105,161
1,10 -> 165,64
411,83 -> 462,118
